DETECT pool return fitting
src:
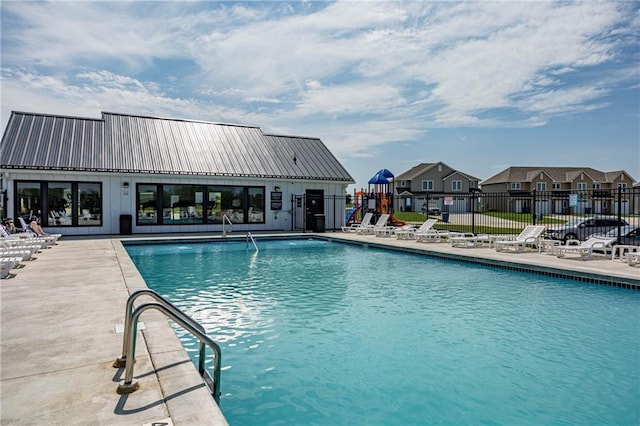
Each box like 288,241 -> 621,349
113,289 -> 222,403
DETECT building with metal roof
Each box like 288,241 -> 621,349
0,111 -> 354,235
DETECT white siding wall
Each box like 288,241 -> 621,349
2,170 -> 347,235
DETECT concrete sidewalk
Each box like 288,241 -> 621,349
0,238 -> 227,425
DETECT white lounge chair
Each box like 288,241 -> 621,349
357,214 -> 390,235
0,256 -> 24,279
341,212 -> 373,233
416,227 -> 456,243
555,235 -> 617,260
449,232 -> 491,248
1,248 -> 35,261
395,219 -> 437,240
17,217 -> 61,244
374,223 -> 413,238
628,252 -> 640,267
495,225 -> 546,253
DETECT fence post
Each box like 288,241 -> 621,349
333,194 -> 337,231
616,186 -> 623,241
531,190 -> 537,225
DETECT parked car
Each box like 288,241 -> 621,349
602,225 -> 640,246
545,216 -> 629,242
422,202 -> 441,216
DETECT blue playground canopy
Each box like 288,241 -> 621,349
368,173 -> 389,184
377,168 -> 394,178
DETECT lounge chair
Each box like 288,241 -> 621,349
395,219 -> 437,240
555,235 -> 617,260
17,217 -> 61,244
1,248 -> 35,261
341,212 -> 373,233
357,214 -> 390,235
449,233 -> 496,248
495,225 -> 546,253
374,223 -> 414,238
628,252 -> 640,267
0,256 -> 24,279
416,226 -> 456,243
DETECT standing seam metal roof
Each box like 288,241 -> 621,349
0,111 -> 354,183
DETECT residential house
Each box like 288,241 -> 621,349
481,166 -> 637,214
0,111 -> 354,235
394,162 -> 480,213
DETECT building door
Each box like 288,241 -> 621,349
305,190 -> 324,231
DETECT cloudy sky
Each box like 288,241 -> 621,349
2,1 -> 639,190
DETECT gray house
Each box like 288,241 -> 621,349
0,111 -> 354,235
394,162 -> 480,213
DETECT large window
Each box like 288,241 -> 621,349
207,186 -> 244,223
422,180 -> 434,191
137,184 -> 158,225
452,180 -> 462,191
16,182 -> 42,224
136,184 -> 265,226
78,183 -> 102,225
162,185 -> 204,225
536,182 -> 547,191
248,187 -> 265,223
48,182 -> 72,226
15,180 -> 102,227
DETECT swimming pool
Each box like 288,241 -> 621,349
125,238 -> 640,425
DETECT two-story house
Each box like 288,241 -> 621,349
481,166 -> 637,214
394,162 -> 480,213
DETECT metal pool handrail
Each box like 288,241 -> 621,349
247,232 -> 259,252
222,214 -> 233,237
114,289 -> 205,367
114,290 -> 222,403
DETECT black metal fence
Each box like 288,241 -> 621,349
313,187 -> 640,238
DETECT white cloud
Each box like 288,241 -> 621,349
1,0 -> 638,187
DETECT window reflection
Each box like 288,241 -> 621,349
15,181 -> 102,227
135,184 -> 265,226
78,183 -> 102,225
248,187 -> 265,223
162,185 -> 204,225
138,184 -> 158,224
16,182 -> 41,224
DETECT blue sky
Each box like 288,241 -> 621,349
1,1 -> 639,190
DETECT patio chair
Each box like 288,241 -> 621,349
450,233 -> 493,248
628,252 -> 640,267
357,214 -> 390,235
17,217 -> 61,244
395,219 -> 437,240
0,256 -> 24,279
341,212 -> 373,233
494,225 -> 546,253
555,235 -> 617,260
1,248 -> 36,261
416,225 -> 456,243
374,223 -> 414,238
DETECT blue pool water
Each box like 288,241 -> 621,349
125,239 -> 640,425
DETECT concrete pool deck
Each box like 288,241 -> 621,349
1,232 -> 638,425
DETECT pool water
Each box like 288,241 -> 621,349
126,239 -> 640,425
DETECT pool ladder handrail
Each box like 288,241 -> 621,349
113,289 -> 222,402
222,214 -> 233,237
246,232 -> 259,252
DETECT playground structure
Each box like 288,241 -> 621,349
345,169 -> 405,226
